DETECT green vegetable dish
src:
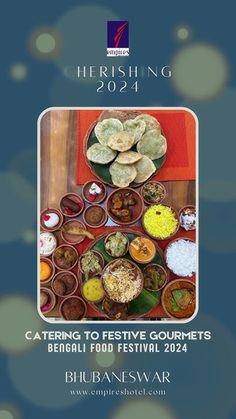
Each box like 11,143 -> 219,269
105,232 -> 128,257
143,265 -> 167,291
80,251 -> 103,280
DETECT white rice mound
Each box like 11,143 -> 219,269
166,239 -> 196,277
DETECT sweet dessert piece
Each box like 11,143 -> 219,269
40,232 -> 57,256
180,207 -> 196,231
52,272 -> 77,296
53,279 -> 67,296
53,246 -> 78,270
61,196 -> 81,215
40,260 -> 52,281
61,298 -> 86,321
42,212 -> 59,228
40,288 -> 56,314
88,182 -> 103,201
40,291 -> 48,307
85,206 -> 104,225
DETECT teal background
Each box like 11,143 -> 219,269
0,1 -> 236,419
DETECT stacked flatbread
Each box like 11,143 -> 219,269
86,112 -> 167,187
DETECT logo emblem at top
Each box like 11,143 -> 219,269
107,21 -> 129,57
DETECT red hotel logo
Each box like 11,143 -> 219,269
107,21 -> 129,57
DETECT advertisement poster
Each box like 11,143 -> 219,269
1,2 -> 235,419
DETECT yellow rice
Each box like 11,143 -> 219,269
143,204 -> 178,239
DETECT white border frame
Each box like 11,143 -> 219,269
37,107 -> 199,324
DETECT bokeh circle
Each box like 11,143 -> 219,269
0,412 -> 13,419
9,149 -> 36,187
36,33 -> 56,53
95,351 -> 116,368
0,171 -> 36,243
111,399 -> 176,419
28,27 -> 62,60
172,43 -> 228,100
10,63 -> 28,81
175,26 -> 191,41
0,404 -> 19,419
0,295 -> 43,353
21,229 -> 36,244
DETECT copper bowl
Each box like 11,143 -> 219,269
83,205 -> 107,228
104,232 -> 129,257
143,263 -> 168,292
101,258 -> 144,303
52,244 -> 78,271
40,208 -> 64,232
106,187 -> 144,226
59,193 -> 84,217
61,219 -> 87,245
161,279 -> 196,320
78,250 -> 105,277
40,287 -> 57,314
59,296 -> 87,321
142,204 -> 180,240
81,276 -> 105,304
51,271 -> 79,297
140,181 -> 167,205
129,236 -> 156,264
179,205 -> 196,231
82,180 -> 106,204
40,257 -> 55,284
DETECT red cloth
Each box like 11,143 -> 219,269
76,109 -> 196,184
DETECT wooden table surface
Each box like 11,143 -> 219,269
40,109 -> 196,321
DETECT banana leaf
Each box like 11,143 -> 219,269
128,289 -> 161,315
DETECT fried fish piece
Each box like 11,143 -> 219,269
111,192 -> 123,209
123,192 -> 136,207
110,208 -> 131,221
172,288 -> 194,310
62,226 -> 95,240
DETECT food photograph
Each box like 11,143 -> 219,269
39,108 -> 197,322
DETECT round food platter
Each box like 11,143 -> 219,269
84,114 -> 167,188
78,229 -> 166,320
